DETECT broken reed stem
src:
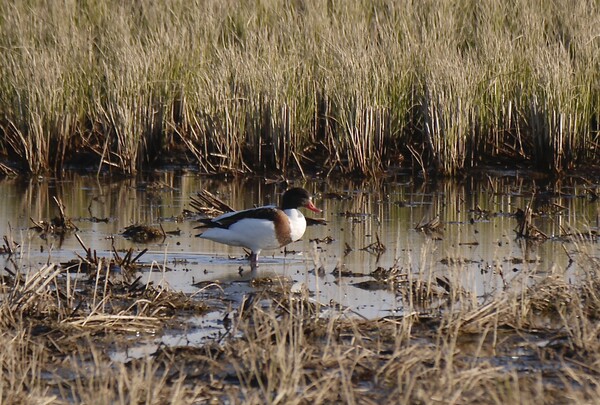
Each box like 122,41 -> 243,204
92,261 -> 102,310
6,264 -> 61,313
102,258 -> 110,314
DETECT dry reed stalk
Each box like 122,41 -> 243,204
67,314 -> 161,332
0,1 -> 597,176
6,264 -> 63,313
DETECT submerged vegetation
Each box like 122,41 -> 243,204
0,0 -> 598,177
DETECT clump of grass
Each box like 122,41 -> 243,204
0,1 -> 598,177
0,238 -> 211,402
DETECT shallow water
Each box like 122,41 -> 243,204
1,172 -> 598,358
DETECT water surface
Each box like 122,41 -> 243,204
1,172 -> 597,356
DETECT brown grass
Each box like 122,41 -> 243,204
0,0 -> 598,177
1,229 -> 600,403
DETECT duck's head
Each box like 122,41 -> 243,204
282,187 -> 321,213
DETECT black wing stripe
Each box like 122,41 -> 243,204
197,208 -> 280,229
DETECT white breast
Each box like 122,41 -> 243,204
285,208 -> 307,242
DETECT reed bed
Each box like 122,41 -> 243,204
0,0 -> 598,177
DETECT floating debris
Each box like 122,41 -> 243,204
469,204 -> 490,220
370,265 -> 403,282
351,264 -> 407,292
86,198 -> 110,223
30,196 -> 78,236
343,242 -> 353,256
360,234 -> 387,256
440,257 -> 479,265
0,235 -> 18,256
251,275 -> 293,289
352,280 -> 390,291
514,200 -> 548,241
121,224 -> 165,243
506,257 -> 541,265
332,266 -> 366,278
415,215 -> 444,240
310,236 -> 335,244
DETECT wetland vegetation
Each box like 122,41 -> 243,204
6,252 -> 600,404
1,0 -> 600,403
3,213 -> 600,402
0,0 -> 599,177
0,174 -> 600,403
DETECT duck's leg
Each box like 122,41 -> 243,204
249,252 -> 259,270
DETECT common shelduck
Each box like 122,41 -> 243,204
195,187 -> 321,267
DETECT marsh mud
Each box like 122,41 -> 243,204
1,172 -> 599,375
